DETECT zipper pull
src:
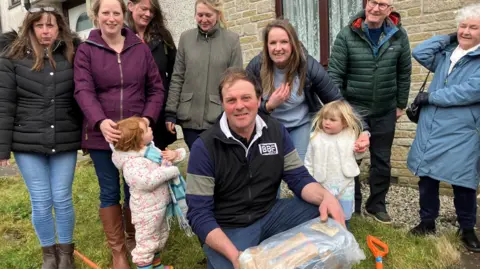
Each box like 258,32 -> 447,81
117,53 -> 121,64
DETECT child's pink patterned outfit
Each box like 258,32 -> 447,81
112,147 -> 182,265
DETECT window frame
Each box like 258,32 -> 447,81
61,0 -> 86,20
9,0 -> 21,10
275,0 -> 367,67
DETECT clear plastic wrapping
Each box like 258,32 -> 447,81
239,218 -> 365,269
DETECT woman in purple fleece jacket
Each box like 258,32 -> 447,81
73,0 -> 164,267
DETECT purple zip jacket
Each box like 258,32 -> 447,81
74,27 -> 164,150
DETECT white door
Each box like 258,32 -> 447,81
68,4 -> 93,40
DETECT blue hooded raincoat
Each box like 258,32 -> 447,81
407,35 -> 480,190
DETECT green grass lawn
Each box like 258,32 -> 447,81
0,157 -> 462,269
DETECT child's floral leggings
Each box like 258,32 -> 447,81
132,207 -> 169,265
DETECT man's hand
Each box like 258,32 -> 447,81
0,159 -> 10,167
319,191 -> 346,227
413,92 -> 429,106
99,119 -> 121,143
396,108 -> 404,120
266,83 -> 290,112
354,132 -> 370,153
165,121 -> 176,134
161,149 -> 178,162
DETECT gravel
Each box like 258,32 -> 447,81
280,181 -> 460,233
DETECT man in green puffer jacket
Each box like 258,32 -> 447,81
328,0 -> 412,224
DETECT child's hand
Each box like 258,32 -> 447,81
161,159 -> 172,167
354,132 -> 370,153
161,149 -> 178,162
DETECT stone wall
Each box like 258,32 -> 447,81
161,0 -> 196,45
223,0 -> 276,66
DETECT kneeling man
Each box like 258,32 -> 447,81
186,68 -> 345,269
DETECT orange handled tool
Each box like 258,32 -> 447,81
74,250 -> 102,269
367,235 -> 389,269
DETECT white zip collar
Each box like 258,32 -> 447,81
219,112 -> 268,157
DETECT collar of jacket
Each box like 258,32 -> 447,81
350,10 -> 402,32
196,23 -> 220,40
210,112 -> 269,144
85,27 -> 141,52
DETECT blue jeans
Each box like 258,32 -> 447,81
203,197 -> 320,269
89,150 -> 130,208
15,151 -> 77,247
287,121 -> 312,162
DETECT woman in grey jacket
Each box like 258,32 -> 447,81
165,0 -> 243,148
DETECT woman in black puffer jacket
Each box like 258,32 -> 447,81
0,6 -> 81,269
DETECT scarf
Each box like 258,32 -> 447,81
144,142 -> 193,237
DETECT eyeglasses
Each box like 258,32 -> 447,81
367,0 -> 391,11
28,7 -> 56,13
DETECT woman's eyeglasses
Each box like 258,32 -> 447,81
367,0 -> 391,11
28,7 -> 56,13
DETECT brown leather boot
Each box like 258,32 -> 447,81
123,207 -> 136,256
41,245 -> 58,269
100,205 -> 130,269
57,243 -> 75,269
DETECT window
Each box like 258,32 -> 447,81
76,12 -> 93,32
9,0 -> 21,9
277,0 -> 366,67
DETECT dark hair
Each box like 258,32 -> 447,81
91,0 -> 127,27
218,67 -> 262,101
7,6 -> 75,71
260,19 -> 306,96
126,0 -> 175,47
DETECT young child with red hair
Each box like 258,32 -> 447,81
111,116 -> 186,269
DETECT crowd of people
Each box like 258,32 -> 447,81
0,0 -> 478,268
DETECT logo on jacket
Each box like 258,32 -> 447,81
259,143 -> 278,155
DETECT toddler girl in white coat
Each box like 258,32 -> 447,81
305,100 -> 365,228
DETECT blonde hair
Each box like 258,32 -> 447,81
113,117 -> 147,152
311,100 -> 362,138
260,20 -> 306,97
195,0 -> 228,29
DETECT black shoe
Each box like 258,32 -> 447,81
458,228 -> 480,252
409,221 -> 436,236
57,243 -> 75,269
366,211 -> 392,224
41,245 -> 58,269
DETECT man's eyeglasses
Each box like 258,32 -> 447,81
367,0 -> 391,11
28,7 -> 56,13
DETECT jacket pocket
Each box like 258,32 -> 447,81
177,92 -> 194,121
206,94 -> 223,123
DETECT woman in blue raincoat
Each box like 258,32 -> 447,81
407,3 -> 480,252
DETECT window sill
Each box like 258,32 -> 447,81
8,2 -> 21,10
